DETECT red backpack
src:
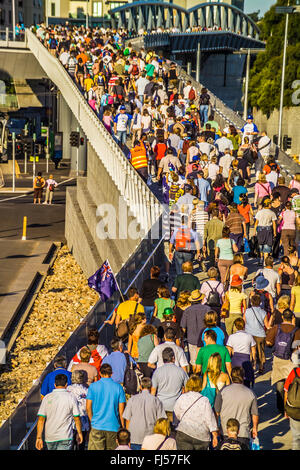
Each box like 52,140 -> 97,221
175,228 -> 192,251
188,87 -> 196,101
182,139 -> 190,155
132,63 -> 139,76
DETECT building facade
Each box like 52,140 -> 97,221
0,0 -> 44,28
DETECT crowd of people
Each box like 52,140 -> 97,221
32,23 -> 300,451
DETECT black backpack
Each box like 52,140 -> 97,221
123,353 -> 138,396
274,326 -> 297,361
205,281 -> 221,308
285,368 -> 300,421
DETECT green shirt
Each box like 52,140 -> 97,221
195,344 -> 231,373
145,63 -> 155,77
173,273 -> 201,299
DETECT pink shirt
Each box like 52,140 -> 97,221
255,181 -> 271,198
282,209 -> 296,230
290,179 -> 300,192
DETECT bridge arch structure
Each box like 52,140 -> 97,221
110,1 -> 260,39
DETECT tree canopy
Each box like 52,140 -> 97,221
248,0 -> 300,116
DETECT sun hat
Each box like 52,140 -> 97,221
231,275 -> 243,287
188,290 -> 202,302
255,274 -> 269,290
163,307 -> 174,316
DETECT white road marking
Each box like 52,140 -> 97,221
0,177 -> 76,203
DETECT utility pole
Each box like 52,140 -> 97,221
243,49 -> 251,121
12,0 -> 16,41
12,132 -> 15,192
196,42 -> 201,83
275,3 -> 300,149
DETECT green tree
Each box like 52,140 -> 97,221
248,0 -> 300,116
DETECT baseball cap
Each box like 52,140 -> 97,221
120,105 -> 126,110
247,114 -> 253,120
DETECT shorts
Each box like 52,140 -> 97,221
34,188 -> 43,199
259,244 -> 272,253
188,343 -> 199,366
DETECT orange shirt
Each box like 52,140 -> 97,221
76,52 -> 88,64
238,203 -> 251,223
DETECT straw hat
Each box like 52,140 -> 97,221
188,290 -> 202,302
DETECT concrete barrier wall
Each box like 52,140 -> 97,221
0,50 -> 45,79
254,107 -> 300,157
65,142 -> 145,278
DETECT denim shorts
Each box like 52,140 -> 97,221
259,244 -> 272,253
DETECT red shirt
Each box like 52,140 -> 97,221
154,143 -> 167,161
284,367 -> 300,392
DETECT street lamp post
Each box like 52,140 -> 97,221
86,0 -> 89,29
12,0 -> 16,41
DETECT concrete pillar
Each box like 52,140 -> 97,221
58,94 -> 72,161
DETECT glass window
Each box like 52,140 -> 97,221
51,2 -> 55,16
8,10 -> 12,24
93,2 -> 102,16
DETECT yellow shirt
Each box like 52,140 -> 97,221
84,78 -> 94,92
292,286 -> 300,313
117,300 -> 144,321
227,290 -> 247,314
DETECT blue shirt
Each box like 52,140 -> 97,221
40,368 -> 72,397
102,351 -> 135,384
244,307 -> 267,338
201,326 -> 226,347
195,178 -> 211,202
233,185 -> 247,205
86,377 -> 126,432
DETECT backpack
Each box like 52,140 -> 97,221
175,228 -> 193,251
274,325 -> 298,360
182,139 -> 190,155
116,320 -> 129,339
188,87 -> 195,101
285,368 -> 300,420
35,177 -> 43,188
131,63 -> 139,76
205,281 -> 221,308
243,147 -> 255,165
123,353 -> 139,395
201,94 -> 210,105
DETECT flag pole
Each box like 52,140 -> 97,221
107,259 -> 125,302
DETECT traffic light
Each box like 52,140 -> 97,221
70,131 -> 80,147
23,140 -> 33,154
80,137 -> 84,146
283,135 -> 292,151
34,143 -> 42,154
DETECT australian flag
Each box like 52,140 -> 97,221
88,260 -> 118,302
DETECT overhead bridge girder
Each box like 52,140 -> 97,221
142,32 -> 265,53
110,1 -> 261,40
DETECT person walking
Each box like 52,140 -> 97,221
214,366 -> 259,449
36,374 -> 83,450
244,293 -> 269,374
215,226 -> 239,284
123,377 -> 166,450
174,374 -> 219,450
86,363 -> 126,450
150,347 -> 188,424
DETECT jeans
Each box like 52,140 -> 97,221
144,306 -> 154,323
290,417 -> 300,450
46,439 -> 73,450
131,443 -> 142,450
199,105 -> 209,125
176,430 -> 210,450
117,130 -> 127,145
173,251 -> 194,276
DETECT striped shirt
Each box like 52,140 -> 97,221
190,208 -> 209,240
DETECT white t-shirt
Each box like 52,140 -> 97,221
226,330 -> 256,355
37,389 -> 80,442
219,154 -> 234,178
148,341 -> 188,368
255,208 -> 277,227
208,163 -> 219,181
257,267 -> 280,298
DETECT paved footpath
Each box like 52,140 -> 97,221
151,169 -> 293,450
